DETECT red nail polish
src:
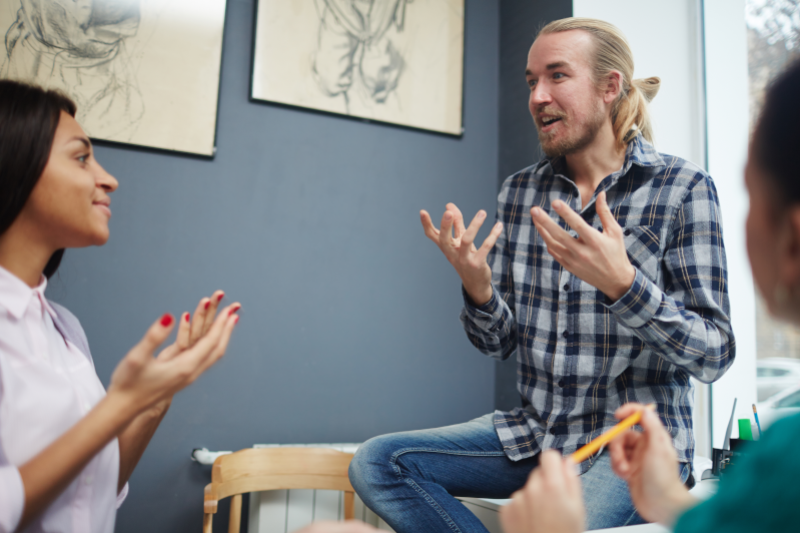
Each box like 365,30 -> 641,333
204,300 -> 210,310
217,293 -> 224,302
184,313 -> 190,322
234,315 -> 240,324
228,305 -> 240,316
160,314 -> 173,327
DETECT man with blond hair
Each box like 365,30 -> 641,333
349,18 -> 734,532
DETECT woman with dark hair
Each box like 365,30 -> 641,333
0,80 -> 241,532
499,57 -> 800,533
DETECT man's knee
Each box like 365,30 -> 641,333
349,434 -> 400,495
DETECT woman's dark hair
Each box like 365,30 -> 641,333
0,80 -> 77,278
752,58 -> 800,205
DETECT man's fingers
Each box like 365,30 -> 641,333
476,221 -> 503,261
459,210 -> 487,253
533,213 -> 570,261
531,207 -> 580,250
420,210 -> 441,242
596,191 -> 622,235
550,199 -> 597,243
439,210 -> 456,247
446,203 -> 467,238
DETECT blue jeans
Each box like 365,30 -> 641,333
350,414 -> 690,532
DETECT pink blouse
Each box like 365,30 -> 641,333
0,266 -> 126,533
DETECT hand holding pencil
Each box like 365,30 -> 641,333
502,403 -> 699,532
502,404 -> 659,533
608,403 -> 698,525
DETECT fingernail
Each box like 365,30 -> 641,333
217,293 -> 225,302
184,313 -> 190,322
204,300 -> 210,310
532,207 -> 540,217
160,313 -> 173,327
228,305 -> 241,316
234,315 -> 240,324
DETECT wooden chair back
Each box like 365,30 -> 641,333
203,447 -> 356,533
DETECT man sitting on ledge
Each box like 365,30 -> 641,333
348,17 -> 735,532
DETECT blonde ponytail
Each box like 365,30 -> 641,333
615,77 -> 661,144
538,18 -> 660,146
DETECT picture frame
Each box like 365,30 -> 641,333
251,0 -> 465,136
0,0 -> 228,157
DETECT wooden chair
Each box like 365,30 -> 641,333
203,447 -> 356,533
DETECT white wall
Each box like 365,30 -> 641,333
573,0 -> 757,454
573,0 -> 706,166
702,0 -> 757,447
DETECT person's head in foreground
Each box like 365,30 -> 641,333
500,54 -> 800,533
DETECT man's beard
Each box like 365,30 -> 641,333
537,102 -> 606,158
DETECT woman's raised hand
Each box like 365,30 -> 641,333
108,291 -> 240,417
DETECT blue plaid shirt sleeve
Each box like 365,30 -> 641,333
459,205 -> 517,361
608,173 -> 734,383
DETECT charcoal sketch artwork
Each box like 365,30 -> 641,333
1,0 -> 144,140
312,0 -> 411,113
252,0 -> 464,135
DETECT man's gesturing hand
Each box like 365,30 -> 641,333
420,203 -> 503,306
531,191 -> 635,301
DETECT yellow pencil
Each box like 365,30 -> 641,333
570,404 -> 657,463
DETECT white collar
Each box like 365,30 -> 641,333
0,264 -> 54,320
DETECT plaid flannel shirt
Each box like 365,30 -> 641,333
461,135 -> 735,472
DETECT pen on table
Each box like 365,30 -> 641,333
752,404 -> 762,440
570,403 -> 657,464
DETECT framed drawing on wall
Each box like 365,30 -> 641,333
0,0 -> 227,157
252,0 -> 465,136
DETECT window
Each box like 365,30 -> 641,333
776,390 -> 800,409
747,0 -> 800,402
757,367 -> 791,378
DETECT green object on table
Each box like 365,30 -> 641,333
738,418 -> 753,440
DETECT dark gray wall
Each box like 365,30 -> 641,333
494,0 -> 573,412
45,1 -> 499,531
